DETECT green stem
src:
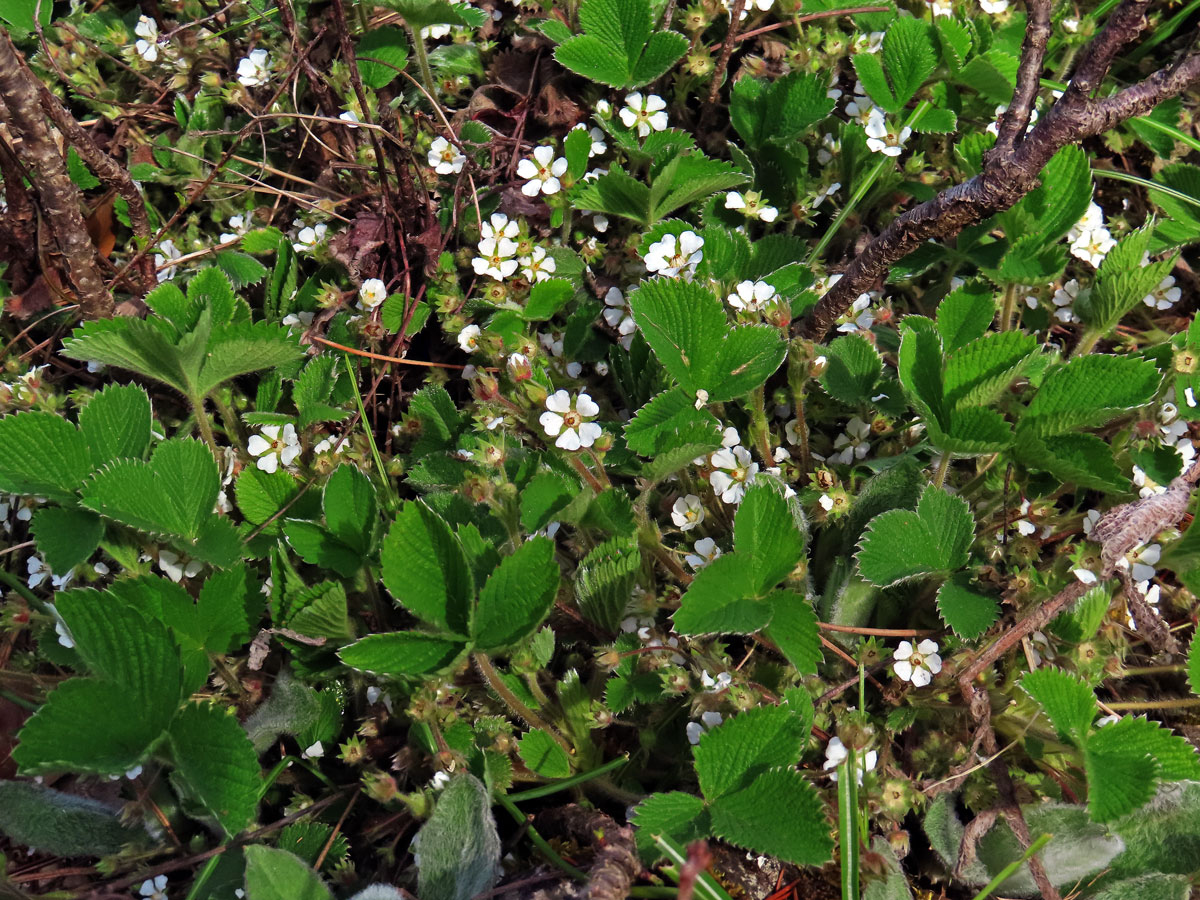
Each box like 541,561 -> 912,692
787,341 -> 812,474
1120,663 -> 1187,676
209,390 -> 243,449
748,386 -> 774,465
1106,697 -> 1200,710
932,451 -> 952,489
1073,328 -> 1102,358
0,568 -> 51,615
185,854 -> 224,900
473,652 -> 572,753
406,25 -> 438,103
807,101 -> 931,266
999,282 -> 1018,332
343,354 -> 396,508
838,749 -> 860,900
190,394 -> 221,459
971,833 -> 1052,900
495,793 -> 588,881
506,755 -> 629,803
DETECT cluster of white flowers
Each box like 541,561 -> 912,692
865,108 -> 912,157
1051,279 -> 1080,323
427,136 -> 467,175
517,145 -> 568,197
248,424 -> 302,473
236,49 -> 271,87
1067,202 -> 1116,266
602,287 -> 637,349
472,213 -> 520,281
619,93 -> 669,137
644,231 -> 704,278
540,390 -> 602,450
892,639 -> 942,687
1159,400 -> 1197,467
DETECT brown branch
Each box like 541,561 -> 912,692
991,0 -> 1052,155
797,1 -> 1200,342
707,0 -> 747,107
0,29 -> 112,318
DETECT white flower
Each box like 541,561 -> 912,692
719,0 -> 773,18
644,231 -> 704,278
458,324 -> 482,353
27,554 -> 72,590
586,125 -> 607,156
430,770 -> 451,790
1082,508 -> 1102,536
1052,279 -> 1081,323
158,551 -> 202,583
359,278 -> 387,311
154,239 -> 181,282
724,190 -> 778,222
247,424 -> 301,473
135,15 -> 160,62
519,246 -> 556,282
302,740 -> 324,759
602,287 -> 637,349
292,223 -> 328,253
892,639 -> 942,687
339,110 -> 360,128
980,0 -> 1008,13
1130,542 -> 1161,587
1067,203 -> 1115,266
810,182 -> 841,209
823,736 -> 878,784
619,93 -> 669,137
427,136 -> 466,175
517,145 -> 569,197
1133,464 -> 1167,498
1143,275 -> 1181,310
685,537 -> 722,570
236,48 -> 270,87
1074,568 -> 1098,585
140,875 -> 169,900
709,445 -> 758,504
927,0 -> 952,15
818,493 -> 835,511
219,213 -> 251,244
701,670 -> 732,691
686,710 -> 724,744
540,390 -> 602,451
671,494 -> 705,531
837,292 -> 875,333
480,213 -> 519,242
472,237 -> 519,281
727,280 -> 776,312
845,93 -> 875,127
865,107 -> 911,157
833,417 -> 872,464
852,32 -> 885,54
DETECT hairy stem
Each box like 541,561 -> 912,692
473,652 -> 572,753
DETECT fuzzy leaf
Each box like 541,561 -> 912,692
856,485 -> 973,588
730,72 -> 836,150
194,321 -> 304,397
243,846 -> 333,900
763,591 -> 821,674
734,481 -> 804,593
673,554 -> 770,635
413,774 -> 501,900
1018,355 -> 1162,437
942,330 -> 1036,412
473,538 -> 559,651
936,282 -> 995,351
708,768 -> 833,865
62,318 -> 190,395
338,632 -> 469,675
31,506 -> 104,574
169,702 -> 259,836
0,781 -> 140,856
553,0 -> 686,88
631,792 -> 710,860
575,537 -> 641,631
356,26 -> 409,89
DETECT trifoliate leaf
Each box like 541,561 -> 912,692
381,500 -> 474,634
169,702 -> 259,836
708,767 -> 833,866
856,485 -> 974,588
820,333 -> 882,405
729,72 -> 837,150
855,17 -> 936,113
624,389 -> 722,456
936,281 -> 995,351
941,330 -> 1036,411
1075,225 -> 1177,338
0,411 -> 93,503
412,774 -> 500,900
1020,667 -> 1098,745
935,573 -> 999,639
472,537 -> 559,651
517,729 -> 571,778
693,705 -> 807,800
553,0 -> 687,88
338,632 -> 469,676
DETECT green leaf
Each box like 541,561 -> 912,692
856,17 -> 936,112
1075,225 -> 1177,337
323,464 -> 377,555
517,730 -> 571,777
284,521 -> 362,579
553,0 -> 687,88
729,72 -> 836,150
936,282 -> 995,351
568,167 -> 652,224
941,330 -> 1036,411
0,412 -> 93,502
649,152 -> 747,223
693,705 -> 807,800
78,383 -> 153,466
624,389 -> 723,457
215,252 -> 269,289
1000,146 -> 1093,249
1189,632 -> 1200,695
413,774 -> 501,900
381,501 -> 474,634
378,0 -> 487,28
275,580 -> 351,640
1018,432 -> 1128,492
1018,355 -> 1162,437
519,472 -> 577,532
935,573 -> 999,640
81,438 -> 218,541
294,356 -> 352,427
237,467 -> 304,528
935,16 -> 972,70
733,481 -> 804,593
957,49 -> 1018,103
0,781 -> 139,856
194,321 -> 304,397
627,278 -> 785,401
763,591 -> 821,674
357,26 -> 409,89
1021,668 -> 1098,745
1089,715 -> 1200,782
243,845 -> 334,900
473,538 -> 559,651
819,333 -> 882,405
575,537 -> 642,631
62,317 -> 189,394
244,671 -> 341,753
673,554 -> 770,635
339,632 -> 469,675
0,0 -> 49,34
1081,715 -> 1200,822
631,791 -> 711,860
31,506 -> 104,574
169,702 -> 260,836
708,767 -> 833,865
856,485 -> 973,588
523,278 -> 575,321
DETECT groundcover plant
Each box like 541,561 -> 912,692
5,0 -> 1200,896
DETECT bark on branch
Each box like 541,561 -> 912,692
797,0 -> 1200,341
0,28 -> 112,318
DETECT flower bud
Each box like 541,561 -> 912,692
473,374 -> 500,402
507,353 -> 533,382
764,297 -> 792,330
